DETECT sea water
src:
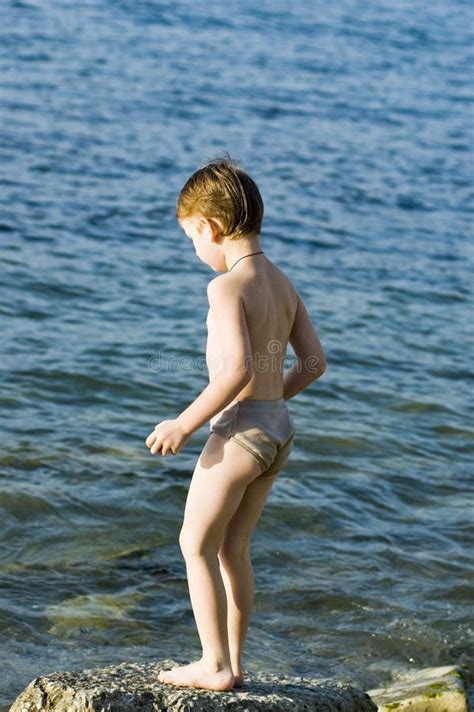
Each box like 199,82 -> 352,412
0,0 -> 473,707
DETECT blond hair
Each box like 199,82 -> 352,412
176,154 -> 264,240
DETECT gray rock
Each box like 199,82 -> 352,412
10,658 -> 377,711
366,664 -> 470,712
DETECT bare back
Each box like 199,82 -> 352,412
206,255 -> 298,401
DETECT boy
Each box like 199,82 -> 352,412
145,156 -> 326,691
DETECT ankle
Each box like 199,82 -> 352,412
202,656 -> 233,673
230,656 -> 242,673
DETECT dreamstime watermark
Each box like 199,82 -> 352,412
147,339 -> 322,374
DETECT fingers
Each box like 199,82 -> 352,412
145,431 -> 156,447
145,430 -> 161,453
145,426 -> 179,457
159,443 -> 177,456
150,438 -> 163,455
149,435 -> 172,456
150,441 -> 177,457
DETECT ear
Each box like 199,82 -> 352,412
196,217 -> 210,236
206,218 -> 225,243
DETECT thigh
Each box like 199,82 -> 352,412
180,433 -> 263,553
220,436 -> 294,553
220,474 -> 277,556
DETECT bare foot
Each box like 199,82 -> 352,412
158,659 -> 234,691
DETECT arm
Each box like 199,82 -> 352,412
176,277 -> 254,435
283,290 -> 327,400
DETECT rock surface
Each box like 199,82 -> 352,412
10,658 -> 377,711
366,664 -> 470,712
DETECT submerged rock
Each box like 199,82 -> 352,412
10,658 -> 377,711
366,664 -> 470,712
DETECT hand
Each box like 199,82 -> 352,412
145,419 -> 190,456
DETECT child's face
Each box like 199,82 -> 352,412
179,216 -> 202,243
179,215 -> 226,272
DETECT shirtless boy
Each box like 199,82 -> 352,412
145,156 -> 327,692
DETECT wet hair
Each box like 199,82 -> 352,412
176,153 -> 264,240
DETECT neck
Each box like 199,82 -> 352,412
223,234 -> 263,271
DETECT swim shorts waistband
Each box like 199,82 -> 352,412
235,398 -> 286,406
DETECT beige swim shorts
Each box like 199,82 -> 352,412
209,398 -> 295,480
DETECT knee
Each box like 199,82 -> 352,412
179,527 -> 196,559
179,527 -> 217,560
218,536 -> 250,565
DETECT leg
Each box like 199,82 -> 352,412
219,436 -> 293,686
218,472 -> 278,686
158,432 -> 262,691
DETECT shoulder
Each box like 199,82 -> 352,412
272,258 -> 296,288
207,273 -> 242,302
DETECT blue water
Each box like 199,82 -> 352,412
1,0 -> 473,707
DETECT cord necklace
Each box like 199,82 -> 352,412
228,251 -> 264,271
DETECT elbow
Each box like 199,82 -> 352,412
318,356 -> 327,376
232,363 -> 254,388
302,355 -> 327,380
219,359 -> 254,391
239,365 -> 254,386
